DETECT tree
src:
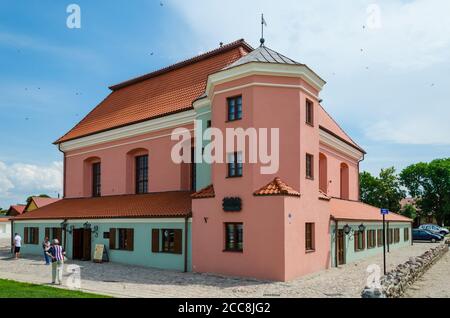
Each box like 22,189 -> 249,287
400,204 -> 417,220
360,167 -> 405,212
400,158 -> 450,226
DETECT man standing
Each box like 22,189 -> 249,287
13,233 -> 21,260
42,236 -> 51,265
46,239 -> 65,285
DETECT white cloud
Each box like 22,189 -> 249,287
168,0 -> 450,146
0,161 -> 63,207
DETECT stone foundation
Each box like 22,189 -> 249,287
361,244 -> 449,298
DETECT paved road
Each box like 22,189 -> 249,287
0,238 -> 436,298
403,248 -> 450,298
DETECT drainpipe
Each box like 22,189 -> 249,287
184,216 -> 189,273
334,219 -> 339,268
10,218 -> 14,255
57,143 -> 66,198
357,153 -> 365,201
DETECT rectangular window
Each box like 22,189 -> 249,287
24,227 -> 39,245
306,153 -> 314,179
92,162 -> 101,197
135,155 -> 148,194
305,223 -> 315,252
394,228 -> 400,243
227,96 -> 242,121
227,152 -> 243,178
45,227 -> 62,243
117,228 -> 134,251
377,229 -> 384,247
404,228 -> 410,241
367,230 -> 376,249
225,223 -> 243,252
161,229 -> 182,254
306,99 -> 314,126
354,230 -> 365,251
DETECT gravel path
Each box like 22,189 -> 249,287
403,248 -> 450,298
0,238 -> 436,298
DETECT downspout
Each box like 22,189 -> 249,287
10,218 -> 14,254
57,143 -> 66,198
357,153 -> 365,201
334,218 -> 339,268
184,215 -> 189,273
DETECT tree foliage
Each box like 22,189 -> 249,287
400,158 -> 450,225
359,167 -> 405,212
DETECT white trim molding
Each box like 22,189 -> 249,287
59,110 -> 196,152
319,129 -> 364,161
14,218 -> 192,224
206,62 -> 326,97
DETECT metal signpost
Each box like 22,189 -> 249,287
381,208 -> 389,275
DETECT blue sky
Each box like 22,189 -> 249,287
1,0 -> 449,207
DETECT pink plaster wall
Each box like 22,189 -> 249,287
64,125 -> 193,198
318,145 -> 359,200
192,74 -> 333,281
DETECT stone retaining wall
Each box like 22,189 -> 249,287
362,243 -> 449,298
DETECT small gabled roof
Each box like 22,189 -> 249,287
191,184 -> 215,199
254,177 -> 300,197
7,205 -> 26,216
224,45 -> 301,69
27,197 -> 60,210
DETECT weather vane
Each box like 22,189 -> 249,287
260,13 -> 267,46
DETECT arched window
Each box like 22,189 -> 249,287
126,148 -> 149,194
83,157 -> 101,197
340,163 -> 349,200
319,153 -> 328,193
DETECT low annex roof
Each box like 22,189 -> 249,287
14,192 -> 192,220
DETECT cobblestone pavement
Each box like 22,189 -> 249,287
0,238 -> 436,298
403,247 -> 450,298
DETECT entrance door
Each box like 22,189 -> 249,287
337,230 -> 345,265
72,228 -> 92,261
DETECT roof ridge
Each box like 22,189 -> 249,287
109,39 -> 253,91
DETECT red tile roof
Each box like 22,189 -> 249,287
7,205 -> 26,216
254,177 -> 301,197
0,217 -> 10,222
318,104 -> 365,153
14,192 -> 192,220
191,184 -> 215,199
330,198 -> 412,222
55,39 -> 253,144
30,197 -> 60,209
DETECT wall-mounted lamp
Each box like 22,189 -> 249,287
358,223 -> 366,232
60,220 -> 68,230
343,224 -> 352,235
83,222 -> 91,230
67,225 -> 74,235
93,225 -> 99,238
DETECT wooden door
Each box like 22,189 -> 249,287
72,229 -> 83,260
337,230 -> 345,265
82,229 -> 92,261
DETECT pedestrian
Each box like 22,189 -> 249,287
13,233 -> 22,260
46,239 -> 66,285
42,236 -> 51,265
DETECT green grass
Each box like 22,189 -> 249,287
0,279 -> 111,298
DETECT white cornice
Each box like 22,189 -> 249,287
319,129 -> 364,161
206,62 -> 326,97
59,110 -> 196,152
14,218 -> 192,224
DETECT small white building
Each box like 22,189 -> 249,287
0,217 -> 11,238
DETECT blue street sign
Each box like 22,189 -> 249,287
381,208 -> 389,215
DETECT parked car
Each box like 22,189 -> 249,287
418,224 -> 449,236
412,229 -> 444,243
